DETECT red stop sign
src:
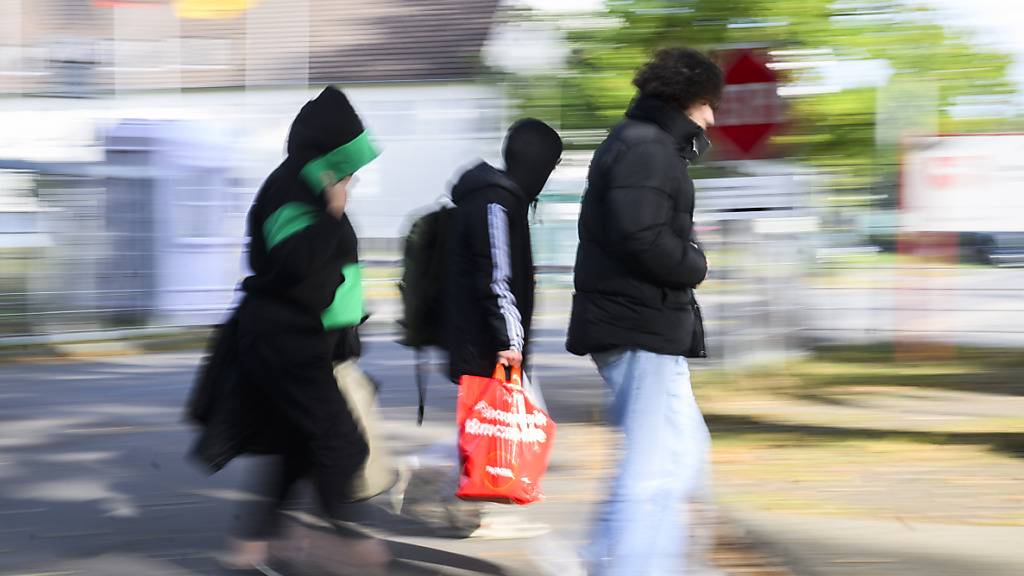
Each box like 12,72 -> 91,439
708,50 -> 785,159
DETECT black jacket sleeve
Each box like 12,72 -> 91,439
464,197 -> 524,353
267,215 -> 349,283
252,200 -> 351,289
603,142 -> 708,289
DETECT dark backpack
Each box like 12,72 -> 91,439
398,203 -> 454,348
397,201 -> 454,423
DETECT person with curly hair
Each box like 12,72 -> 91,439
566,47 -> 723,575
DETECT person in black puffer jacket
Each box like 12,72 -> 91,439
567,48 -> 723,576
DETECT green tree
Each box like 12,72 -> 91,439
514,0 -> 1015,194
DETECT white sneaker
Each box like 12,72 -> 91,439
468,506 -> 551,540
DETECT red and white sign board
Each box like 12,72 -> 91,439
902,134 -> 1024,233
709,49 -> 786,160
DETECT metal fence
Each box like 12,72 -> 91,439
5,159 -> 1020,356
0,163 -> 251,340
802,262 -> 1024,348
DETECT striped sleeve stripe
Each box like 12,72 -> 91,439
487,203 -> 525,351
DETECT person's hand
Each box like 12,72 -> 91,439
497,349 -> 523,367
690,242 -> 710,287
325,176 -> 351,219
697,255 -> 711,288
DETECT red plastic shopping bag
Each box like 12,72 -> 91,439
456,365 -> 556,505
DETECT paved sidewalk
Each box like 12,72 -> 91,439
728,509 -> 1024,576
0,339 -> 790,576
701,347 -> 1024,576
5,333 -> 1021,575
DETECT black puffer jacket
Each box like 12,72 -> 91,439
567,96 -> 708,356
443,162 -> 535,381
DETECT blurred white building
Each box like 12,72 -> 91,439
0,0 -> 510,330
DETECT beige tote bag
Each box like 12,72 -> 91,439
334,360 -> 397,502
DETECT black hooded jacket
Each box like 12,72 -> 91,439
240,87 -> 373,341
189,87 -> 375,473
443,162 -> 536,381
566,96 -> 709,357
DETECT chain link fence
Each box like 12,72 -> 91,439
6,152 -> 1020,356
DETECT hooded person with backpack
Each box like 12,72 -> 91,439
390,120 -> 561,539
205,85 -> 388,571
443,119 -> 563,382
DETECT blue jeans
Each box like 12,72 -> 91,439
584,349 -> 711,576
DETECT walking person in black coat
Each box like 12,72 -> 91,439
567,48 -> 723,575
197,86 -> 387,571
444,119 -> 563,381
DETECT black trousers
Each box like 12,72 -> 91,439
235,329 -> 368,539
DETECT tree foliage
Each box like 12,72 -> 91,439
513,0 -> 1015,191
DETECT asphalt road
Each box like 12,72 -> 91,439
0,329 -> 615,576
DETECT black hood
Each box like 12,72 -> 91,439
503,118 -> 563,201
285,86 -> 379,193
287,86 -> 365,162
451,161 -> 524,206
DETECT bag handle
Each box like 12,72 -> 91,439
492,363 -> 523,387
